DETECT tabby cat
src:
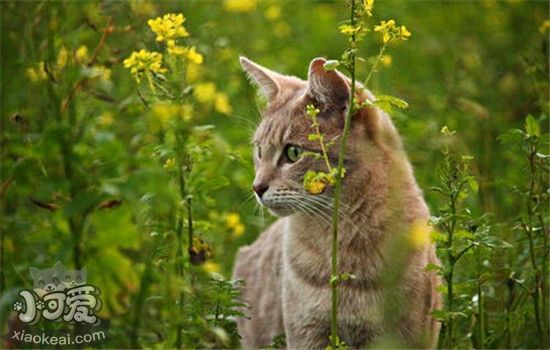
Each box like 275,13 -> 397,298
233,56 -> 442,349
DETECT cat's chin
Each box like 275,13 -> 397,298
265,206 -> 296,217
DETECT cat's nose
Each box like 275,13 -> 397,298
252,182 -> 269,199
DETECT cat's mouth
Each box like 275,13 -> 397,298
257,197 -> 297,217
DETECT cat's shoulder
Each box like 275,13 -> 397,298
233,218 -> 285,278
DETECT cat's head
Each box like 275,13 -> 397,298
30,262 -> 67,294
241,57 -> 400,217
62,267 -> 87,288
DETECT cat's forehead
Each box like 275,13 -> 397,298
253,91 -> 311,145
253,111 -> 310,146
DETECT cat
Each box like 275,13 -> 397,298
233,56 -> 442,349
30,261 -> 67,297
29,262 -> 87,297
62,266 -> 87,289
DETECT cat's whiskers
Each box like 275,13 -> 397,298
304,195 -> 362,235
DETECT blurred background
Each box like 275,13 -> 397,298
1,0 -> 548,348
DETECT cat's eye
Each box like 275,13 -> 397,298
285,144 -> 303,163
256,145 -> 262,160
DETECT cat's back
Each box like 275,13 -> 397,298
233,218 -> 286,348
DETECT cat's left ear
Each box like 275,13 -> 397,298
240,56 -> 282,101
307,58 -> 350,111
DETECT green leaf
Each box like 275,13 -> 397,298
373,95 -> 409,110
525,115 -> 540,137
308,133 -> 321,141
467,176 -> 479,193
425,263 -> 443,273
323,60 -> 340,71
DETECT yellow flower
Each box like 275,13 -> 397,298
339,24 -> 362,36
75,45 -> 89,63
399,25 -> 411,40
98,111 -> 114,126
374,19 -> 395,32
186,46 -> 203,65
234,223 -> 245,237
215,92 -> 232,115
380,54 -> 392,67
163,158 -> 176,170
223,0 -> 257,13
26,62 -> 48,83
409,219 -> 432,248
226,212 -> 240,228
374,20 -> 411,43
305,179 -> 326,195
539,20 -> 550,33
265,5 -> 281,21
194,82 -> 217,103
374,20 -> 396,43
56,46 -> 68,69
147,13 -> 189,42
123,49 -> 167,83
168,43 -> 204,65
151,102 -> 192,128
166,40 -> 187,56
203,261 -> 221,274
186,63 -> 202,83
226,212 -> 245,237
363,0 -> 374,16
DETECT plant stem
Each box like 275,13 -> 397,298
364,42 -> 387,88
312,117 -> 333,173
476,244 -> 485,349
444,181 -> 458,348
330,0 -> 356,347
525,143 -> 544,348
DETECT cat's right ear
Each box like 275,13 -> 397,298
30,267 -> 39,279
240,56 -> 280,101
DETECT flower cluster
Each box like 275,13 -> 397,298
374,19 -> 411,43
223,0 -> 257,13
147,13 -> 189,42
167,41 -> 203,64
363,0 -> 374,17
225,212 -> 245,238
123,49 -> 167,83
194,82 -> 232,115
124,13 -> 204,85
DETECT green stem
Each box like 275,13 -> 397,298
313,118 -> 333,173
476,244 -> 485,349
445,189 -> 457,348
364,42 -> 387,88
525,144 -> 544,348
330,1 -> 356,347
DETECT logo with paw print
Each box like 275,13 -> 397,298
12,262 -> 102,325
12,301 -> 24,312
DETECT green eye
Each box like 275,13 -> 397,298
285,144 -> 303,163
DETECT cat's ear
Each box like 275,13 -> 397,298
307,58 -> 350,111
240,56 -> 281,100
54,261 -> 65,272
30,267 -> 39,279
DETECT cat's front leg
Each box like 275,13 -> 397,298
283,312 -> 331,350
282,273 -> 332,349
